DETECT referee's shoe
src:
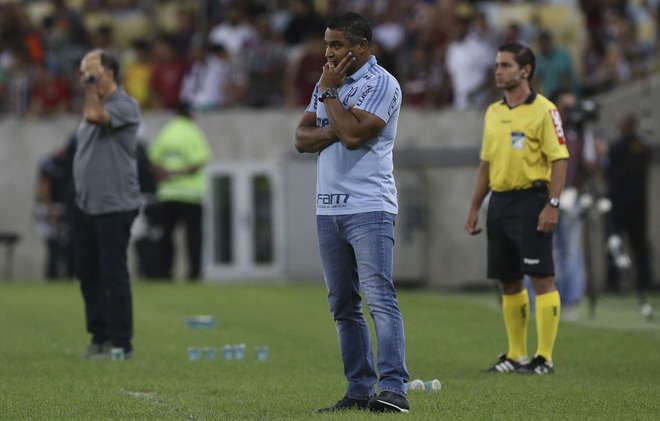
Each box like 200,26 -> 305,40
368,391 -> 410,413
516,355 -> 554,375
482,353 -> 530,373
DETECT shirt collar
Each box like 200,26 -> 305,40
345,55 -> 377,84
501,90 -> 537,109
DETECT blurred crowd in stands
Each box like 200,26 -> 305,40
1,0 -> 660,117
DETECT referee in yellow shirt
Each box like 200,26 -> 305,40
465,42 -> 568,375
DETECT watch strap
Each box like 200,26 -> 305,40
319,88 -> 338,102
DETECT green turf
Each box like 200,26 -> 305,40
1,282 -> 659,420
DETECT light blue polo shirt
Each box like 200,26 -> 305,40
306,55 -> 401,216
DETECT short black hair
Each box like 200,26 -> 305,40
549,88 -> 573,104
100,51 -> 120,81
176,101 -> 193,118
327,12 -> 372,45
498,42 -> 536,81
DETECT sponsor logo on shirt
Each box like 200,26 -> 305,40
316,117 -> 329,127
356,85 -> 374,107
511,132 -> 525,150
549,109 -> 566,145
388,87 -> 400,117
317,193 -> 349,208
523,258 -> 540,265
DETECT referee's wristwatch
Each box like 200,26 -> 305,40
319,88 -> 338,102
548,197 -> 560,208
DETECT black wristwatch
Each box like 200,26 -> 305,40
548,197 -> 560,208
319,88 -> 338,102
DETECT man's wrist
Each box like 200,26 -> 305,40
319,87 -> 338,102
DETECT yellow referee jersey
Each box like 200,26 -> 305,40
479,92 -> 569,192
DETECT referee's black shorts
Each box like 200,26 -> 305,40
486,186 -> 554,280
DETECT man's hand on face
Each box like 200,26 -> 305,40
80,54 -> 103,87
319,51 -> 356,92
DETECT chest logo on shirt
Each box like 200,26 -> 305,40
549,109 -> 566,145
342,86 -> 359,106
511,132 -> 525,150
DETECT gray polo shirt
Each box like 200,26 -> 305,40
74,87 -> 141,214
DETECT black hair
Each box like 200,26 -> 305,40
498,42 -> 536,81
327,12 -> 372,45
176,101 -> 193,118
100,51 -> 120,81
549,88 -> 573,105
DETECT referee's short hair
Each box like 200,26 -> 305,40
327,12 -> 372,45
498,42 -> 536,81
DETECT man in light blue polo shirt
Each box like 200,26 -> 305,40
295,12 -> 409,414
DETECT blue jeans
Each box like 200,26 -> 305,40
554,204 -> 586,307
525,203 -> 586,309
317,211 -> 409,399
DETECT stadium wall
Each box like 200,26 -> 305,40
1,76 -> 659,288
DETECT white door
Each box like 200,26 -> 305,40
203,163 -> 284,281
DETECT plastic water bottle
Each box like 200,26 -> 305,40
424,379 -> 442,391
203,346 -> 218,360
233,343 -> 246,360
187,347 -> 201,361
255,346 -> 269,361
221,345 -> 233,360
186,315 -> 217,329
404,379 -> 424,391
110,347 -> 125,361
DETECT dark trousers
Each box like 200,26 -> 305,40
73,205 -> 137,350
45,236 -> 74,279
157,201 -> 202,280
607,199 -> 652,293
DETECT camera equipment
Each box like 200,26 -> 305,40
564,99 -> 599,125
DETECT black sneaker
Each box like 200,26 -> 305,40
516,355 -> 554,375
368,391 -> 410,413
317,396 -> 369,413
482,353 -> 529,373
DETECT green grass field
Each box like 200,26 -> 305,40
1,282 -> 659,420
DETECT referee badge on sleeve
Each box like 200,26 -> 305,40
510,132 -> 525,150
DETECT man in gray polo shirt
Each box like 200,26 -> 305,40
74,49 -> 141,359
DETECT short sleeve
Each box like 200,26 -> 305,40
479,108 -> 492,162
305,83 -> 320,113
541,108 -> 570,161
353,75 -> 401,123
104,98 -> 140,129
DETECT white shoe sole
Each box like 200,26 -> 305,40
373,399 -> 410,413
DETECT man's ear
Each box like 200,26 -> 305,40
357,39 -> 369,54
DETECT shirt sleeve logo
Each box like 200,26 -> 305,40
549,109 -> 566,145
